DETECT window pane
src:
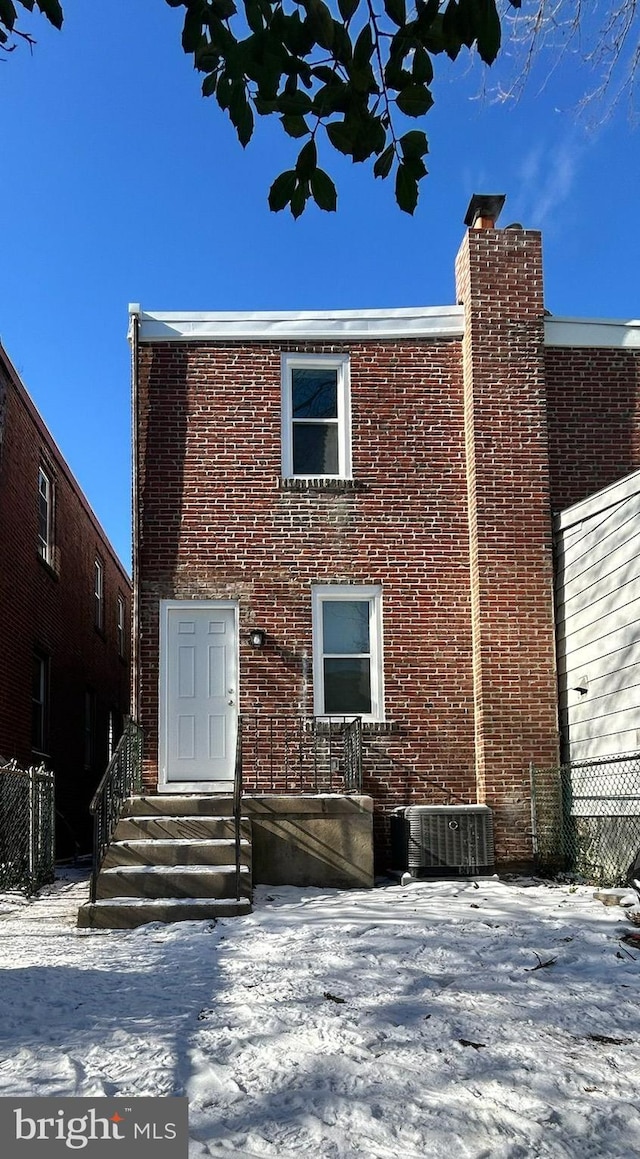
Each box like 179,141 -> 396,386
324,658 -> 371,714
293,423 -> 338,474
292,368 -> 337,418
323,600 -> 370,654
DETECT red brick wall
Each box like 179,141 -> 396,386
455,228 -> 559,866
136,337 -> 478,867
546,347 -> 640,512
0,350 -> 131,857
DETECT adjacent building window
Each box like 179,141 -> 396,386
94,557 -> 104,632
32,650 -> 49,754
37,466 -> 53,564
282,354 -> 351,478
117,593 -> 126,658
312,585 -> 383,720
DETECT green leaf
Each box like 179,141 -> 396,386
36,0 -> 63,28
310,168 -> 337,212
326,120 -> 354,157
337,0 -> 359,19
296,137 -> 317,177
395,84 -> 434,117
373,143 -> 394,179
268,169 -> 297,212
395,162 -> 419,214
202,73 -> 218,97
353,23 -> 374,68
280,114 -> 309,139
0,0 -> 16,31
412,46 -> 434,85
229,84 -> 254,146
277,91 -> 313,116
399,129 -> 429,159
475,0 -> 501,64
244,0 -> 264,34
182,8 -> 204,54
290,179 -> 309,219
383,0 -> 406,27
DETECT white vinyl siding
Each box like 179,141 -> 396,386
555,470 -> 640,763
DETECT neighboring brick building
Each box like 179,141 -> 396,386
0,344 -> 131,858
130,197 -> 640,873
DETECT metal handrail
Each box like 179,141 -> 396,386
89,719 -> 143,903
233,717 -> 243,901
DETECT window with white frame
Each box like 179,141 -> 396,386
282,354 -> 351,478
312,585 -> 383,720
37,466 -> 53,564
117,593 -> 126,658
94,557 -> 104,632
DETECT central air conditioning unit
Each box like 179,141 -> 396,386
391,805 -> 494,876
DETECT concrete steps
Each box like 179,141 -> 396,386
77,795 -> 252,930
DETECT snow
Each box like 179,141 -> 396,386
1,872 -> 640,1157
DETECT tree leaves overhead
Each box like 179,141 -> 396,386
1,0 -> 520,215
168,0 -> 519,215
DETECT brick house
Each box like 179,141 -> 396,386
122,195 -> 640,899
0,343 -> 131,858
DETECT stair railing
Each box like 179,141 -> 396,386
233,717 -> 243,901
89,719 -> 143,903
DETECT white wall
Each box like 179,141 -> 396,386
556,470 -> 640,767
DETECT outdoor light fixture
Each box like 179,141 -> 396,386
248,628 -> 266,649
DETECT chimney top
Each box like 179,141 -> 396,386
464,193 -> 506,230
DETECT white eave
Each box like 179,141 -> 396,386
129,304 -> 465,342
129,305 -> 640,350
545,316 -> 640,349
555,467 -> 640,533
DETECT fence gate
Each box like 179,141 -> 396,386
531,753 -> 640,886
0,760 -> 55,892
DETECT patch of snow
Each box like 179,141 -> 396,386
0,871 -> 639,1156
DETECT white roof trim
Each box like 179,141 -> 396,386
555,467 -> 640,532
545,317 -> 640,349
130,304 -> 465,342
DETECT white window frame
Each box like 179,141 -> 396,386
37,466 -> 53,565
94,557 -> 104,632
117,593 -> 126,658
311,584 -> 384,722
281,353 -> 352,479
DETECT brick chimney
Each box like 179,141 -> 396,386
455,196 -> 559,869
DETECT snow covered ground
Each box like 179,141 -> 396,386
0,872 -> 639,1158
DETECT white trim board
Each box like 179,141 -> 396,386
130,305 -> 640,349
129,305 -> 465,342
556,468 -> 640,533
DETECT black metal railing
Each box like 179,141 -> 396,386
233,717 -> 243,901
89,720 -> 143,903
241,715 -> 363,794
531,751 -> 640,886
0,759 -> 55,892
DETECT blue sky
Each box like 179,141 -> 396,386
1,1 -> 638,569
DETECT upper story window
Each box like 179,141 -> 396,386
37,466 -> 53,565
281,354 -> 351,479
94,557 -> 104,632
311,585 -> 384,721
117,593 -> 126,658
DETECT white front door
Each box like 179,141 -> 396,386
159,601 -> 238,791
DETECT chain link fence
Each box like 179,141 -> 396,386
0,758 -> 55,892
531,752 -> 640,886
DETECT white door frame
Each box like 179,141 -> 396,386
158,599 -> 239,793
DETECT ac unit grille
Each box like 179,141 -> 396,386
405,805 -> 494,872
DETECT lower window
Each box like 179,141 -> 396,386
312,585 -> 383,720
